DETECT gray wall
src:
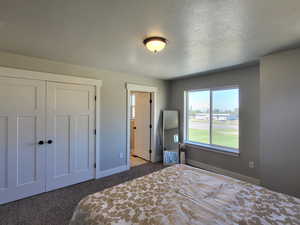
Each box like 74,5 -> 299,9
3,48 -> 299,197
0,51 -> 169,171
169,66 -> 260,179
260,48 -> 300,197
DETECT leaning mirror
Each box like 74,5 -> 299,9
162,110 -> 179,165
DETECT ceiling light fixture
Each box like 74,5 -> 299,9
143,36 -> 168,53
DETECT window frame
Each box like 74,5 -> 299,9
184,85 -> 240,154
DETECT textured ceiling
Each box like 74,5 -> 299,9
0,0 -> 299,79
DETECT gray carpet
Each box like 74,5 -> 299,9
0,163 -> 166,225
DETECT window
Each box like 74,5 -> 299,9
185,87 -> 239,152
131,93 -> 136,119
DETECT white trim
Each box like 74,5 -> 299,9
126,83 -> 159,169
0,66 -> 102,86
0,66 -> 102,179
185,85 -> 239,92
96,165 -> 129,179
185,142 -> 239,157
187,159 -> 260,185
183,91 -> 187,142
95,84 -> 102,178
183,86 -> 240,152
127,83 -> 158,93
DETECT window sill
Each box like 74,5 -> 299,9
184,141 -> 240,157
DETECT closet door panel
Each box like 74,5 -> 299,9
76,115 -> 90,171
0,116 -> 8,190
46,82 -> 95,191
0,77 -> 46,204
17,116 -> 38,185
54,115 -> 71,177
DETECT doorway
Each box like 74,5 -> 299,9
126,84 -> 158,169
130,92 -> 150,167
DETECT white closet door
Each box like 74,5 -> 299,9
0,77 -> 46,204
46,82 -> 95,191
134,92 -> 151,160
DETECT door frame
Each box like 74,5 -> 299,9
0,66 -> 102,179
126,83 -> 158,169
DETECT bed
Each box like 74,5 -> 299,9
70,164 -> 300,225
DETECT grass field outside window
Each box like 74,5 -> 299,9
188,120 -> 239,149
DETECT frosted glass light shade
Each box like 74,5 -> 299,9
143,37 -> 167,53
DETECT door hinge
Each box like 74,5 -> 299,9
149,124 -> 152,129
95,96 -> 97,101
94,163 -> 96,168
94,129 -> 96,135
149,149 -> 152,154
149,99 -> 152,104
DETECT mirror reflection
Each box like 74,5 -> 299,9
163,110 -> 179,164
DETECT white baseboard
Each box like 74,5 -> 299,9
96,165 -> 129,179
186,159 -> 260,185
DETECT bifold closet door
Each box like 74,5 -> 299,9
0,77 -> 46,204
46,82 -> 95,191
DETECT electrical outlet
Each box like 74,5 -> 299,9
249,161 -> 255,169
119,152 -> 124,159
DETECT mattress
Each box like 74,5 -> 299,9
70,164 -> 300,225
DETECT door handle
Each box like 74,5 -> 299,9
47,140 -> 53,144
133,127 -> 137,130
38,140 -> 44,145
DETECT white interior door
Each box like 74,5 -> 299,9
46,82 -> 95,191
134,92 -> 151,160
0,77 -> 46,204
